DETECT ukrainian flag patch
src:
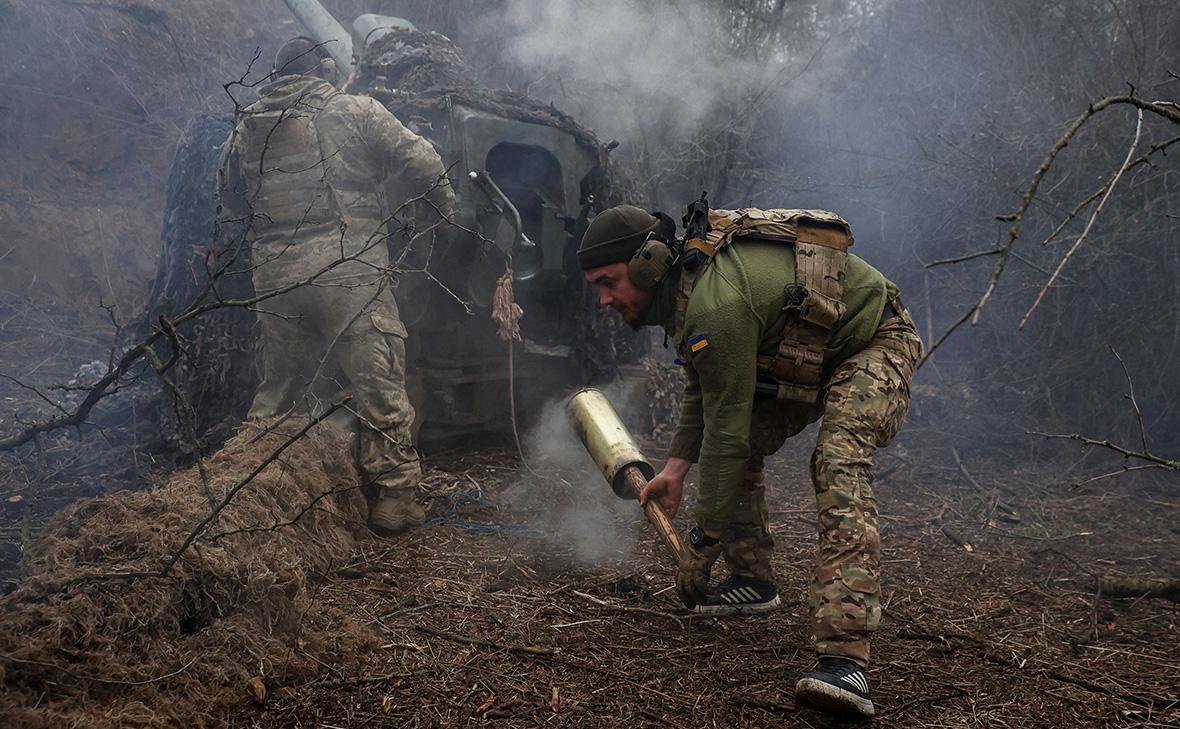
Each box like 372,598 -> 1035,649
688,333 -> 709,353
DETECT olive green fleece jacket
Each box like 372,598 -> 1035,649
646,240 -> 898,532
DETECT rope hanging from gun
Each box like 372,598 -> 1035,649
474,169 -> 573,484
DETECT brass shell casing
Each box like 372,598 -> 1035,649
566,388 -> 655,499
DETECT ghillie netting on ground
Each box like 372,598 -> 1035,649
0,421 -> 372,729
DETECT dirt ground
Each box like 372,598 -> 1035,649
214,440 -> 1180,729
3,329 -> 1178,728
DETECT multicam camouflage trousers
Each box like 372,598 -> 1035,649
723,310 -> 922,667
248,280 -> 421,502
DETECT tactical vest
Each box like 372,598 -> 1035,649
237,95 -> 342,237
676,208 -> 854,404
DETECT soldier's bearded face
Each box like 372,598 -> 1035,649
586,262 -> 653,329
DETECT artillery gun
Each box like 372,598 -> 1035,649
143,1 -> 643,448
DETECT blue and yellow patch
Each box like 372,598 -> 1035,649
688,333 -> 709,353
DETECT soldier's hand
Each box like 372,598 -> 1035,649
640,457 -> 691,518
676,539 -> 721,608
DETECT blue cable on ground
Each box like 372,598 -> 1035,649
423,486 -> 547,538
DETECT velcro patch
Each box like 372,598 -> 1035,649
689,333 -> 709,353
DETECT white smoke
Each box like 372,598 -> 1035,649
498,0 -> 781,140
509,380 -> 659,566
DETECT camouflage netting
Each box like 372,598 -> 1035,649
140,112 -> 259,452
351,27 -> 640,205
0,421 -> 372,729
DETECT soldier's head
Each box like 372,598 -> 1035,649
579,205 -> 678,328
272,36 -> 340,85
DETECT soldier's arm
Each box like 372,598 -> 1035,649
362,98 -> 455,215
667,366 -> 704,461
684,301 -> 761,533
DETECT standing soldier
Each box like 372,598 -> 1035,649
578,204 -> 921,720
218,37 -> 454,535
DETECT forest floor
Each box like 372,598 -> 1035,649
217,442 -> 1180,729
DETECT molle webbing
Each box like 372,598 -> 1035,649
679,208 -> 854,404
238,99 -> 340,234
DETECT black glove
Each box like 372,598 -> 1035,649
676,527 -> 722,608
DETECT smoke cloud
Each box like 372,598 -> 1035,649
499,0 -> 777,140
511,379 -> 659,566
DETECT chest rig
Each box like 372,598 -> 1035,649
675,208 -> 854,404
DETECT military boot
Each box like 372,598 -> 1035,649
369,489 -> 425,536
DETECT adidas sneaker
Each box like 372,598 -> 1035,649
693,576 -> 781,615
794,656 -> 875,720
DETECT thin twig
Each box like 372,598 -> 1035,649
1028,431 -> 1179,470
923,94 -> 1180,360
1109,346 -> 1149,452
1019,108 -> 1144,328
924,247 -> 1003,268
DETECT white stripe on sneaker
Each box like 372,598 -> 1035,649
841,672 -> 867,694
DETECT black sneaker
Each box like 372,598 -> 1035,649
693,576 -> 781,615
795,657 -> 875,720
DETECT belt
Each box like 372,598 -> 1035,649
879,297 -> 905,327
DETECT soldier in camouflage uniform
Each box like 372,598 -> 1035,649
578,205 -> 920,720
218,37 -> 455,535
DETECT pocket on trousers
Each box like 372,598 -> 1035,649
838,562 -> 880,596
882,349 -> 915,393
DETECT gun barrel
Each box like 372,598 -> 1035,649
284,0 -> 355,78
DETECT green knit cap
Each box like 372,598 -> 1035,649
577,205 -> 661,270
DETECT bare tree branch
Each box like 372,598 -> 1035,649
924,92 -> 1180,360
1019,108 -> 1144,328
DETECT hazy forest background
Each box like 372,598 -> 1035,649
3,0 -> 1178,463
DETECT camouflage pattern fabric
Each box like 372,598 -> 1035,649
249,285 -> 420,499
220,75 -> 454,291
721,311 -> 921,666
810,311 -> 920,665
219,75 -> 453,503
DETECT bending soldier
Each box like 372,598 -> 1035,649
218,37 -> 455,535
578,204 -> 921,720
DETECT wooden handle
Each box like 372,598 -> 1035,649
623,466 -> 685,560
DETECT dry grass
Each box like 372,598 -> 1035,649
0,420 -> 372,729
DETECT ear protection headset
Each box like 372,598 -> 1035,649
273,36 -> 339,85
627,212 -> 679,290
319,56 -> 340,86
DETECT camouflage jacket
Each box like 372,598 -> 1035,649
218,75 -> 454,289
645,240 -> 899,532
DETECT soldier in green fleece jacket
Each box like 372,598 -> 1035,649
578,205 -> 921,721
